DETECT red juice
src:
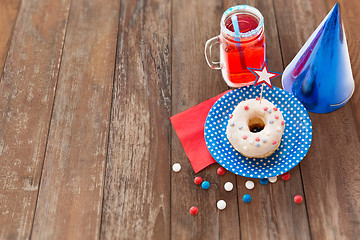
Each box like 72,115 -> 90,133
220,13 -> 265,86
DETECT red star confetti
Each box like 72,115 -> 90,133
248,60 -> 281,90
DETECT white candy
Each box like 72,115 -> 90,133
268,176 -> 277,183
245,180 -> 255,190
172,163 -> 181,172
224,182 -> 233,191
217,200 -> 226,210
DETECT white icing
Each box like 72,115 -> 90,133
226,98 -> 285,158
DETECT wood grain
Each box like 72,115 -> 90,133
274,0 -> 360,239
0,0 -> 21,74
171,1 -> 240,239
100,0 -> 171,239
30,0 -> 120,239
0,0 -> 71,239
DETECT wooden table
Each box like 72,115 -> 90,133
0,0 -> 359,239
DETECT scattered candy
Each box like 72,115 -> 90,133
243,194 -> 252,203
275,115 -> 279,119
282,172 -> 290,181
245,180 -> 254,190
255,137 -> 260,142
238,126 -> 243,130
262,139 -> 267,143
194,177 -> 202,185
172,163 -> 181,172
267,109 -> 272,114
272,140 -> 277,145
242,135 -> 248,140
268,176 -> 277,183
202,181 -> 210,189
189,206 -> 198,215
273,107 -> 278,111
224,182 -> 233,191
263,107 -> 268,111
294,195 -> 303,204
244,106 -> 249,110
255,143 -> 260,147
217,167 -> 226,176
217,200 -> 227,210
260,178 -> 268,185
230,122 -> 235,126
229,114 -> 233,119
269,120 -> 274,124
256,97 -> 260,101
281,121 -> 285,125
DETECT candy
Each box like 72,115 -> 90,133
294,195 -> 303,204
217,200 -> 226,210
255,143 -> 260,147
229,114 -> 233,119
273,107 -> 278,111
262,139 -> 267,143
255,137 -> 260,142
260,178 -> 268,185
217,167 -> 226,176
230,122 -> 235,126
238,126 -> 243,130
202,181 -> 210,189
242,135 -> 248,140
267,109 -> 272,114
268,176 -> 277,183
272,140 -> 277,145
224,182 -> 233,191
281,121 -> 285,125
263,107 -> 268,111
244,106 -> 249,110
189,206 -> 198,215
194,177 -> 202,185
269,120 -> 274,124
172,163 -> 181,172
243,194 -> 252,203
282,172 -> 290,181
245,180 -> 254,190
256,97 -> 260,101
275,115 -> 279,119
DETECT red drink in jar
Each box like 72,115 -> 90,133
205,5 -> 265,87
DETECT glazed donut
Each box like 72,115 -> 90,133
226,98 -> 285,158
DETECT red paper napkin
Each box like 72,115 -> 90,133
170,91 -> 230,173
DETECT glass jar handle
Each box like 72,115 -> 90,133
205,36 -> 221,69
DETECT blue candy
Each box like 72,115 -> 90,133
243,194 -> 251,203
201,181 -> 210,190
260,178 -> 269,185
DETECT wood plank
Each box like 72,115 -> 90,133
171,1 -> 239,239
0,0 -> 71,239
100,0 -> 171,239
30,0 -> 120,239
274,0 -> 360,239
227,0 -> 311,239
0,0 -> 21,73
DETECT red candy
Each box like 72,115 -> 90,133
294,195 -> 303,204
194,177 -> 202,185
256,97 -> 260,101
217,167 -> 226,176
272,140 -> 277,145
273,107 -> 278,111
244,106 -> 249,110
242,135 -> 248,140
263,107 -> 268,111
190,206 -> 198,215
275,115 -> 279,119
229,114 -> 233,119
281,121 -> 285,125
255,137 -> 260,142
282,172 -> 290,181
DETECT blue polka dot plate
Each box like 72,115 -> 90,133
204,86 -> 312,178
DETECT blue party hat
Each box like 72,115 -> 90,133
282,3 -> 354,113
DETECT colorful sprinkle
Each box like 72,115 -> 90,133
294,195 -> 303,204
217,167 -> 226,176
201,181 -> 210,189
282,172 -> 290,181
245,180 -> 254,190
267,109 -> 272,114
260,178 -> 268,185
172,163 -> 181,172
262,139 -> 267,143
224,182 -> 233,191
244,106 -> 249,110
281,121 -> 285,125
230,122 -> 235,127
243,194 -> 252,203
255,137 -> 260,142
242,135 -> 248,140
189,206 -> 198,215
275,115 -> 279,119
255,143 -> 260,147
238,126 -> 243,130
273,107 -> 278,111
272,140 -> 277,145
229,114 -> 233,119
194,177 -> 202,185
269,120 -> 274,124
217,200 -> 227,210
263,107 -> 268,111
256,97 -> 260,101
268,176 -> 277,183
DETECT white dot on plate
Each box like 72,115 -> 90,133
268,176 -> 277,183
245,180 -> 254,190
217,200 -> 226,210
172,163 -> 181,172
224,182 -> 233,191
